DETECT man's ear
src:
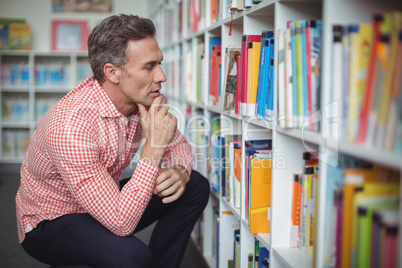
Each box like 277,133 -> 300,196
104,63 -> 121,84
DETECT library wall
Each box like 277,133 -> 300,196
0,0 -> 148,51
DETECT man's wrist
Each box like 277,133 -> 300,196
141,142 -> 166,167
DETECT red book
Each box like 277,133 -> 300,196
240,34 -> 261,116
357,13 -> 383,143
235,55 -> 242,114
209,45 -> 221,106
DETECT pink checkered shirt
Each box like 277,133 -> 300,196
16,77 -> 194,243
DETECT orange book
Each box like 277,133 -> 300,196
340,168 -> 380,268
290,174 -> 302,247
249,156 -> 271,233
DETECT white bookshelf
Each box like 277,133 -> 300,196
150,0 -> 402,267
0,51 -> 90,163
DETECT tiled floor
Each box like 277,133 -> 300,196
0,164 -> 209,268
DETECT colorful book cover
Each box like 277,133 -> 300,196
222,46 -> 241,111
8,23 -> 32,50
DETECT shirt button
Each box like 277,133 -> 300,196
123,134 -> 127,137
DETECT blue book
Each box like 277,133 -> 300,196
265,38 -> 275,122
258,245 -> 269,268
256,30 -> 274,119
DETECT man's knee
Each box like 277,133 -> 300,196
102,238 -> 152,268
188,170 -> 210,209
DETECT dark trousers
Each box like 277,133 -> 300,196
21,170 -> 210,268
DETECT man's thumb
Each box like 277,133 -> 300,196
137,103 -> 147,118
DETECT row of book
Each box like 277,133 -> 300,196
1,63 -> 29,86
2,128 -> 30,158
2,96 -> 60,122
219,31 -> 276,121
277,20 -> 323,131
327,11 -> 402,153
290,152 -> 319,253
323,155 -> 400,268
35,63 -> 71,86
2,96 -> 29,122
230,230 -> 270,268
1,61 -> 92,86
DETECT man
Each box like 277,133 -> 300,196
16,14 -> 209,268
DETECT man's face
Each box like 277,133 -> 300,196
119,37 -> 166,108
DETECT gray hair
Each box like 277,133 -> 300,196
87,14 -> 156,84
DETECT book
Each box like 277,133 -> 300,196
290,174 -> 302,247
0,24 -> 7,50
256,30 -> 273,119
310,20 -> 323,132
379,12 -> 402,149
357,13 -> 383,144
246,40 -> 261,117
235,54 -> 242,114
294,21 -> 304,128
209,45 -> 222,106
222,46 -> 241,111
240,34 -> 261,116
249,153 -> 271,233
277,29 -> 286,127
328,25 -> 344,141
346,24 -> 360,143
244,139 -> 272,220
392,21 -> 402,153
365,13 -> 391,147
265,55 -> 274,122
8,23 -> 31,50
285,27 -> 294,128
340,168 -> 380,268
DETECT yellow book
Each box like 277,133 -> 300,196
249,156 -> 271,233
8,23 -> 31,50
246,41 -> 261,116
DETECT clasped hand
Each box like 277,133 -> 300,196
153,166 -> 190,203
